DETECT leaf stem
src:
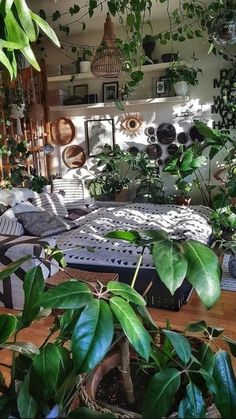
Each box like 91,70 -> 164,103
131,247 -> 145,288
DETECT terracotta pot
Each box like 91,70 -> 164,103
114,188 -> 129,202
176,196 -> 191,206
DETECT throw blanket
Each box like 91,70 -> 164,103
0,235 -> 58,309
51,203 -> 212,269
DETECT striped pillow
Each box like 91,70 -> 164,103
0,215 -> 24,236
52,179 -> 85,209
32,193 -> 68,218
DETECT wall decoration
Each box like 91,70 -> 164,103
152,77 -> 170,97
167,144 -> 178,155
146,144 -> 162,159
63,145 -> 86,168
177,132 -> 188,144
85,118 -> 115,157
120,113 -> 143,136
189,126 -> 205,142
73,84 -> 88,102
156,123 -> 176,144
103,81 -> 119,102
50,117 -> 75,146
212,69 -> 236,130
147,135 -> 156,143
145,126 -> 155,136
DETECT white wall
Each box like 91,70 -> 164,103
43,19 -> 233,202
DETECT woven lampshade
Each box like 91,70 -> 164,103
91,13 -> 124,79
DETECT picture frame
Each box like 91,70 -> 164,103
73,84 -> 88,102
85,118 -> 115,157
155,81 -> 165,97
103,82 -> 119,102
152,77 -> 171,97
159,76 -> 173,97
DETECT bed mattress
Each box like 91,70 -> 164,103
51,203 -> 212,270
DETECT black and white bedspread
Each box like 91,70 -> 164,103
51,203 -> 212,270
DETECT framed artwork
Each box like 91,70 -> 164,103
160,76 -> 172,96
85,118 -> 115,157
73,84 -> 88,101
152,77 -> 171,97
103,82 -> 119,102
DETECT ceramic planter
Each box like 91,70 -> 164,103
174,81 -> 188,96
80,61 -> 91,73
114,188 -> 129,202
176,196 -> 191,206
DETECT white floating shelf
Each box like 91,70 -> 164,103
47,61 -> 189,83
49,96 -> 190,112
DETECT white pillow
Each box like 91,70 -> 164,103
0,215 -> 24,236
52,178 -> 92,209
4,202 -> 41,219
31,192 -> 68,218
0,188 -> 36,207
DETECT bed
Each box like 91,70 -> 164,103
50,203 -> 213,310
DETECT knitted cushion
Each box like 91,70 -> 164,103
16,211 -> 76,237
0,215 -> 24,236
32,192 -> 68,218
52,178 -> 85,209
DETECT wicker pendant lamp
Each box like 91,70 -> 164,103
91,13 -> 124,79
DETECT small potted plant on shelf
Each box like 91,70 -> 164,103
80,47 -> 93,73
142,34 -> 158,64
165,54 -> 202,96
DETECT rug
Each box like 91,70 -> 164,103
221,254 -> 236,291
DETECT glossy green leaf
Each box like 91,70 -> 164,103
163,330 -> 191,364
106,230 -> 141,243
39,281 -> 92,308
142,368 -> 181,418
213,351 -> 236,418
21,45 -> 41,71
0,49 -> 13,80
134,305 -> 158,329
200,343 -> 214,374
199,369 -> 217,394
72,299 -> 114,373
178,383 -> 206,418
107,281 -> 145,306
0,314 -> 17,343
21,266 -> 45,326
181,149 -> 194,171
141,229 -> 168,240
207,326 -> 224,337
69,407 -> 115,418
183,240 -> 221,309
4,10 -> 28,46
223,336 -> 236,357
30,11 -> 60,47
0,255 -> 31,281
0,342 -> 39,358
17,373 -> 38,419
186,320 -> 207,333
14,0 -> 36,41
33,343 -> 72,396
110,296 -> 150,360
152,239 -> 188,294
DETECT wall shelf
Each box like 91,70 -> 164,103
49,96 -> 190,112
47,61 -> 189,83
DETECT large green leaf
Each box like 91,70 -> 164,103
14,0 -> 36,41
186,320 -> 207,333
30,11 -> 60,47
33,343 -> 72,396
106,230 -> 141,243
213,351 -> 236,418
107,281 -> 145,306
183,240 -> 221,309
178,383 -> 206,418
4,10 -> 28,45
17,373 -> 38,419
0,342 -> 39,358
199,343 -> 214,374
21,266 -> 45,326
0,255 -> 31,281
72,299 -> 114,373
69,407 -> 115,418
152,239 -> 188,294
163,330 -> 191,364
39,281 -> 92,308
0,49 -> 13,79
181,149 -> 194,171
21,45 -> 40,71
142,368 -> 181,418
110,296 -> 150,360
0,314 -> 17,343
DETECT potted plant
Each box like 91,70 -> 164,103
142,34 -> 158,64
165,55 -> 202,95
80,47 -> 93,73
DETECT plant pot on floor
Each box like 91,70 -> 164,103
176,195 -> 191,206
114,188 -> 129,202
80,61 -> 91,73
173,81 -> 188,96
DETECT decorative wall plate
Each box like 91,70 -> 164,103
63,145 -> 86,168
147,135 -> 157,143
177,132 -> 188,144
145,126 -> 155,136
167,144 -> 178,155
146,144 -> 162,159
157,123 -> 176,144
127,146 -> 139,154
51,117 -> 75,146
120,113 -> 143,136
189,126 -> 205,142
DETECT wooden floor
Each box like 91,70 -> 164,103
0,290 -> 235,382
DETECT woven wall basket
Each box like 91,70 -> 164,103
50,117 -> 75,146
62,145 -> 86,168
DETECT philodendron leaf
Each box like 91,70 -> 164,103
0,255 -> 31,281
207,326 -> 224,337
17,372 -> 38,419
0,342 -> 39,358
33,343 -> 73,397
199,369 -> 217,394
163,330 -> 191,364
200,343 -> 214,374
110,296 -> 150,360
106,230 -> 141,243
142,368 -> 181,418
14,0 -> 36,41
213,351 -> 236,418
152,239 -> 188,294
72,299 -> 114,373
30,11 -> 60,47
223,336 -> 236,357
39,281 -> 92,308
0,314 -> 17,343
183,240 -> 221,309
141,229 -> 168,240
186,320 -> 207,333
21,266 -> 45,326
107,281 -> 146,306
21,45 -> 41,71
69,407 -> 115,418
178,383 -> 206,418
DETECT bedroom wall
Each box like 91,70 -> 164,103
43,19 -> 234,203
